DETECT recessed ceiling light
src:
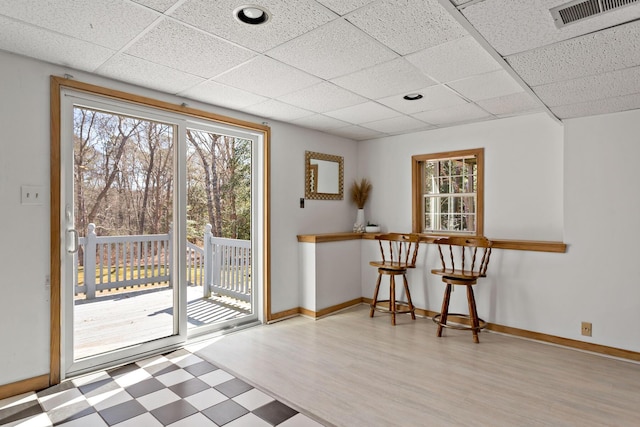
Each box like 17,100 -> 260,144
403,93 -> 423,101
234,5 -> 270,25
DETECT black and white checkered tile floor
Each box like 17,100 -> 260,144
0,349 -> 324,426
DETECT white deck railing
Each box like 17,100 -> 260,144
75,223 -> 251,302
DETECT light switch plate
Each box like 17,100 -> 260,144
21,185 -> 45,205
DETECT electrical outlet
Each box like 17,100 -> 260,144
581,321 -> 592,337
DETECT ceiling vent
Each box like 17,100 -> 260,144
550,0 -> 639,28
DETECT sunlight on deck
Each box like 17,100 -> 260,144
74,285 -> 251,360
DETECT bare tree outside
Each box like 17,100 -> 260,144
73,106 -> 251,242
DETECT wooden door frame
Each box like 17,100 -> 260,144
49,76 -> 271,385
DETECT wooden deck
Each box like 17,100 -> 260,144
74,285 -> 251,360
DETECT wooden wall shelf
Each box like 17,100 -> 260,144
297,232 -> 566,253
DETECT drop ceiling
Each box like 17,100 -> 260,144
0,0 -> 638,140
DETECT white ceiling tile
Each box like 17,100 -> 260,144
266,18 -> 398,80
331,58 -> 436,99
377,85 -> 467,114
277,82 -> 367,112
451,0 -> 474,5
447,70 -> 524,102
132,0 -> 179,13
0,0 -> 159,50
532,66 -> 640,107
125,19 -> 255,79
214,56 -> 321,98
316,0 -> 376,16
361,115 -> 433,133
179,81 -> 268,111
0,16 -> 115,72
461,0 -> 640,55
324,101 -> 401,124
346,0 -> 467,55
412,103 -> 491,125
550,92 -> 640,119
244,99 -> 314,121
506,20 -> 640,87
171,0 -> 338,52
406,36 -> 502,83
97,53 -> 205,94
476,92 -> 542,116
291,114 -> 352,131
327,125 -> 385,140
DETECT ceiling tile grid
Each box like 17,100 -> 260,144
266,18 -> 398,80
551,92 -> 640,119
328,125 -> 386,140
506,19 -> 640,87
412,102 -> 491,126
213,55 -> 322,98
124,19 -> 256,79
406,36 -> 502,83
346,0 -> 467,55
330,58 -> 436,99
377,84 -> 468,114
0,16 -> 116,72
277,82 -> 368,113
0,0 -> 160,50
532,66 -> 640,108
132,0 -> 179,13
1,0 -> 638,140
179,81 -> 269,111
97,53 -> 206,95
316,0 -> 377,16
476,92 -> 544,117
324,101 -> 402,124
170,0 -> 338,53
460,0 -> 640,56
290,114 -> 353,131
360,115 -> 433,134
243,99 -> 315,122
446,70 -> 524,102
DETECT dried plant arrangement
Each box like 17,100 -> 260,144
350,178 -> 372,209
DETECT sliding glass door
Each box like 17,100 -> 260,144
58,87 -> 263,378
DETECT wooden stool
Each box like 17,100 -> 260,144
369,233 -> 420,325
431,237 -> 492,342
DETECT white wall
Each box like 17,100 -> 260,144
359,110 -> 640,353
0,50 -> 357,385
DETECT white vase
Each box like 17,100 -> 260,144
354,208 -> 365,233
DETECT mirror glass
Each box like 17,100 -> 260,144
305,151 -> 343,200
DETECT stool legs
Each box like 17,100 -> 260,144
370,270 -> 415,325
467,286 -> 480,343
402,274 -> 416,320
369,273 -> 382,318
437,284 -> 452,337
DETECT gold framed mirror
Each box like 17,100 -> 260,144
305,151 -> 344,200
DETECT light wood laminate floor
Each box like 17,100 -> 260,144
193,305 -> 640,427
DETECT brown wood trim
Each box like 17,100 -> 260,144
297,232 -> 366,243
369,302 -> 640,362
315,298 -> 364,318
411,148 -> 484,236
489,239 -> 566,253
299,232 -> 566,253
50,76 -> 61,385
486,323 -> 640,362
272,298 -> 365,321
49,76 -> 269,133
264,126 -> 272,323
0,374 -> 49,400
50,75 -> 272,382
269,307 -> 301,322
